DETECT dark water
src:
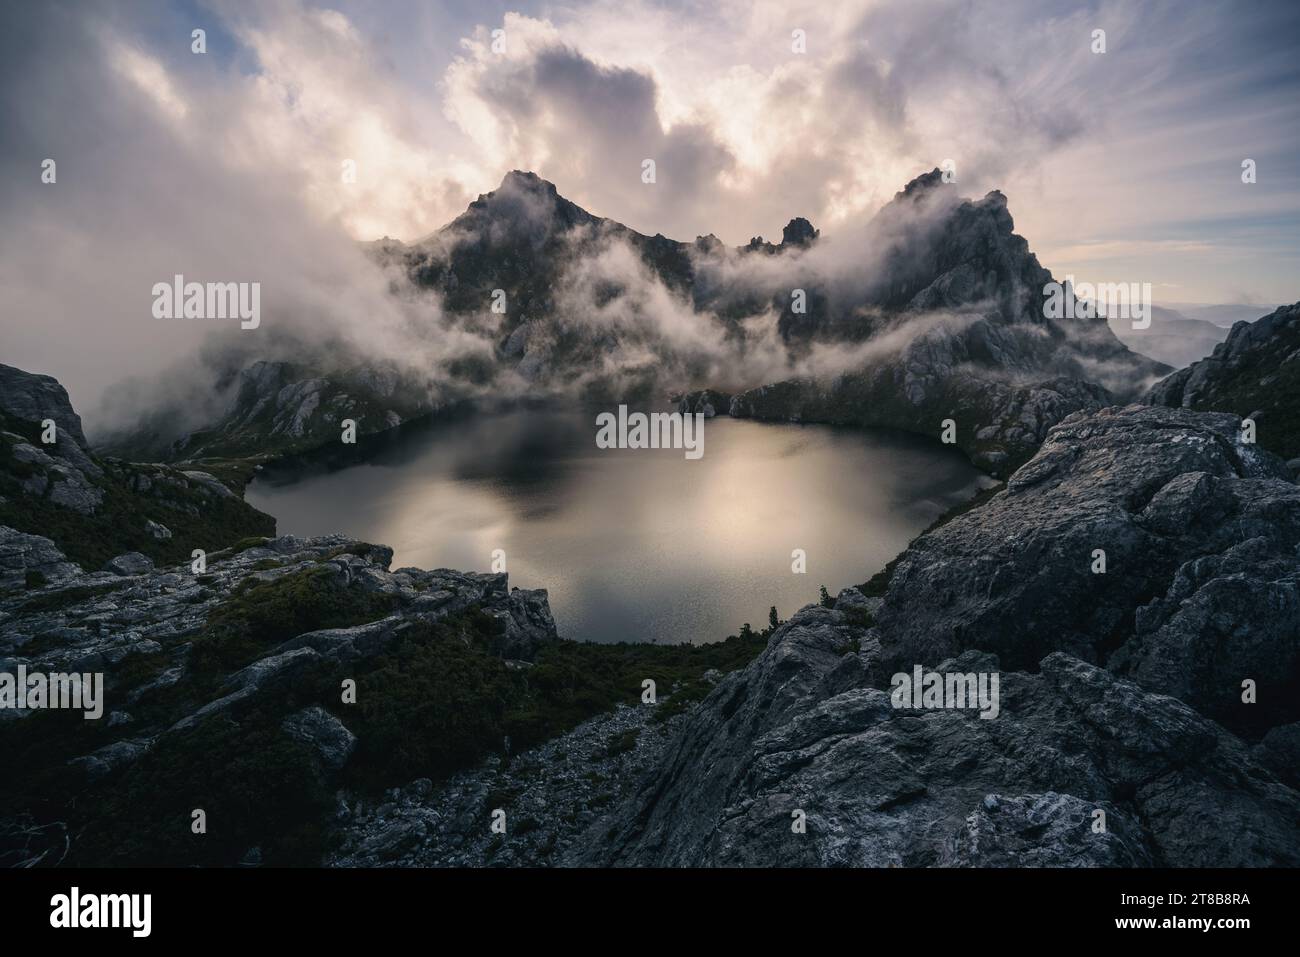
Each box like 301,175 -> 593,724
246,410 -> 992,645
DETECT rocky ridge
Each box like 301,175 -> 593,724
0,532 -> 554,693
100,359 -> 444,464
571,405 -> 1300,867
1147,301 -> 1300,463
680,172 -> 1169,476
112,170 -> 1164,476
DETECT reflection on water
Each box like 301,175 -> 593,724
246,410 -> 992,644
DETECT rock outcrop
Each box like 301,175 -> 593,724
873,405 -> 1298,734
1147,301 -> 1300,462
0,526 -> 82,591
1,532 -> 553,684
573,405 -> 1300,867
0,528 -> 558,866
0,363 -> 96,473
0,363 -> 275,569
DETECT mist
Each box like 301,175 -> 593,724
3,0 -> 1294,442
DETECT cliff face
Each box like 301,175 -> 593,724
572,405 -> 1300,867
1147,302 -> 1300,463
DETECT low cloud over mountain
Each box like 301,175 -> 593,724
98,167 -> 1164,475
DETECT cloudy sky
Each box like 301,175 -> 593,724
2,0 -> 1298,414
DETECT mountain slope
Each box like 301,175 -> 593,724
1147,302 -> 1300,461
112,170 -> 1166,473
98,358 -> 447,465
681,172 -> 1169,475
0,364 -> 274,571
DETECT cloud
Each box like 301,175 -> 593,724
443,13 -> 736,240
432,1 -> 1121,246
1,0 -> 1295,434
0,0 -> 485,433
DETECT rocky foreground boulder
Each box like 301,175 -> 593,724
875,405 -> 1299,735
571,405 -> 1300,867
0,532 -> 554,683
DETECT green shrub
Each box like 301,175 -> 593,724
67,712 -> 333,867
337,612 -> 767,792
188,566 -> 399,681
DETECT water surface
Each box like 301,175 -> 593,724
247,411 -> 991,644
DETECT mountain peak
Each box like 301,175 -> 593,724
444,169 -> 596,242
781,217 -> 819,248
496,169 -> 557,195
895,168 -> 946,201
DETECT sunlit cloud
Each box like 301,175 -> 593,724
1,0 -> 1296,418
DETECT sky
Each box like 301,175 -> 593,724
1,0 -> 1298,417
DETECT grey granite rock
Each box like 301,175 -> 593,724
282,706 -> 357,771
0,363 -> 99,477
328,702 -> 686,867
873,406 -> 1297,726
571,406 -> 1300,868
0,526 -> 82,590
103,552 -> 155,577
2,530 -> 559,790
